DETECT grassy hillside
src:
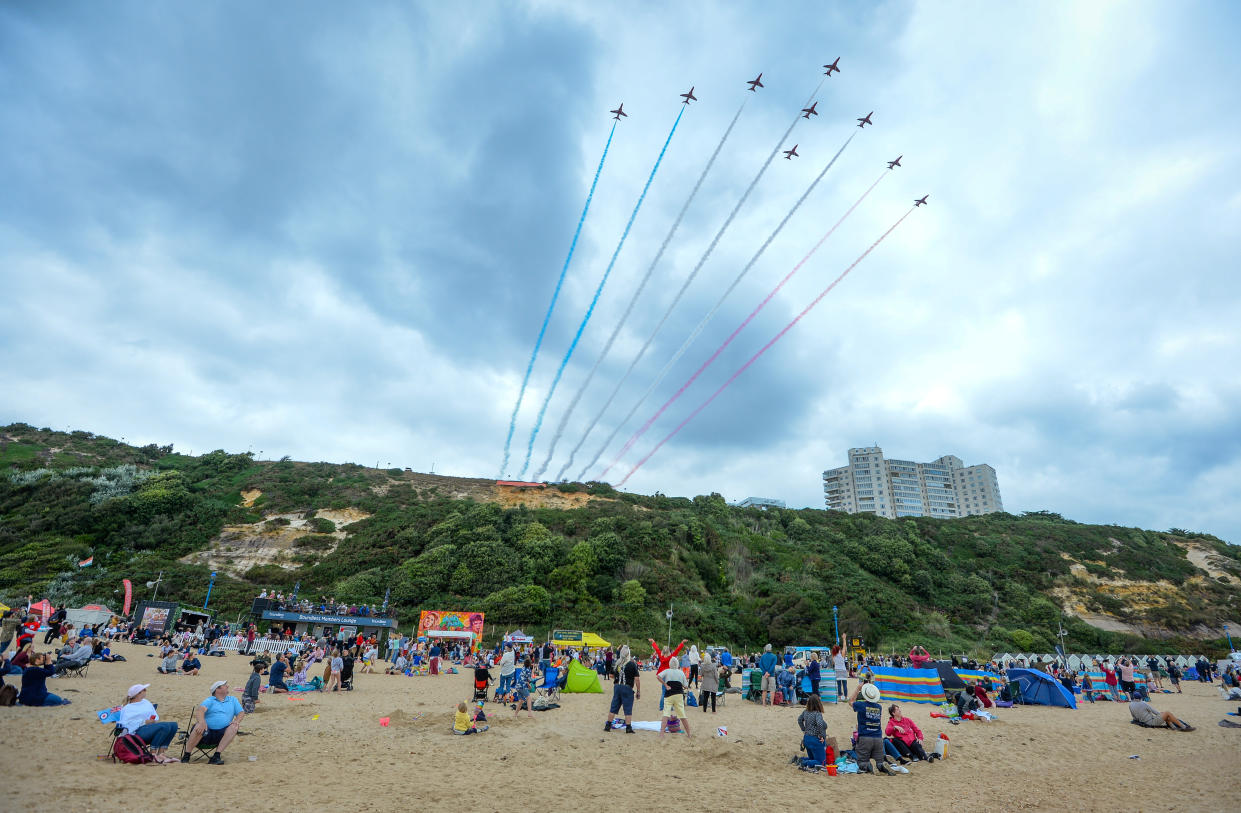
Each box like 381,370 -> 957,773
2,422 -> 1238,656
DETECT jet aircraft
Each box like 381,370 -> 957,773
680,87 -> 697,104
887,155 -> 902,169
823,58 -> 841,75
856,111 -> 873,128
747,73 -> 764,92
915,195 -> 929,207
610,104 -> 627,120
783,144 -> 799,160
801,102 -> 819,119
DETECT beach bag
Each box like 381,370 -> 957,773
0,684 -> 16,707
932,733 -> 949,759
111,733 -> 155,764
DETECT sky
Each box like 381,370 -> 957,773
2,1 -> 1239,542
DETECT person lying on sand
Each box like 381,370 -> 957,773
1129,699 -> 1194,731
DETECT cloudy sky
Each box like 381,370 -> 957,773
2,1 -> 1239,542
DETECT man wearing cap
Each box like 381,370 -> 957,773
119,684 -> 180,763
182,679 -> 245,764
850,681 -> 895,775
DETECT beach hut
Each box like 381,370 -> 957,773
1006,668 -> 1077,709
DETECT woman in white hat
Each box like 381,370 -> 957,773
118,684 -> 180,763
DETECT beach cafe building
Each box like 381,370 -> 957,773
252,599 -> 398,640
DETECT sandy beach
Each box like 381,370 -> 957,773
1,642 -> 1238,812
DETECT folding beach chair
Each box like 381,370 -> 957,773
57,658 -> 91,678
1005,680 -> 1025,706
177,708 -> 218,763
537,666 -> 561,703
747,669 -> 763,702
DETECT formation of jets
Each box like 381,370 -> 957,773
603,70 -> 929,208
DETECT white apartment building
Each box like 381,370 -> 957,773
822,446 -> 1004,519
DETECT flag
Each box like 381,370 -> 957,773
122,579 -> 132,616
78,556 -> 94,568
96,706 -> 121,725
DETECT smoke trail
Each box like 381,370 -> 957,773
617,206 -> 917,485
600,131 -> 860,477
543,102 -> 749,483
520,106 -> 685,478
572,79 -> 825,481
499,122 -> 617,477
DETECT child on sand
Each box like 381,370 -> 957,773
453,701 -> 488,734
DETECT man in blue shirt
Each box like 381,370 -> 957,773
850,681 -> 894,774
759,644 -> 778,706
182,679 -> 245,764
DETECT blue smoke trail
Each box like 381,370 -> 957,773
498,121 -> 617,478
519,106 -> 685,478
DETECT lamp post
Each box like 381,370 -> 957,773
666,605 -> 674,648
146,571 -> 164,603
204,571 -> 217,609
1226,623 -> 1234,652
833,605 -> 839,647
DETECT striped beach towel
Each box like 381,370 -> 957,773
871,667 -> 947,704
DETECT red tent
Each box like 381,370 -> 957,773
28,599 -> 54,619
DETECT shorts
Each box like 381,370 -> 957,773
199,727 -> 229,746
761,673 -> 775,692
609,684 -> 635,716
664,692 -> 687,718
1120,680 -> 1136,694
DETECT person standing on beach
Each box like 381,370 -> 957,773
604,645 -> 640,734
429,641 -> 441,675
498,645 -> 515,695
658,656 -> 691,738
760,644 -> 778,706
831,645 -> 849,702
806,652 -> 822,700
687,645 -> 701,688
699,652 -> 718,713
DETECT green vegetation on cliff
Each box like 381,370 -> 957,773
2,423 -> 1238,655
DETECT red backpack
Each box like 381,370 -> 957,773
111,733 -> 155,764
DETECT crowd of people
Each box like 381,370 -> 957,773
256,590 -> 388,618
3,595 -> 1233,775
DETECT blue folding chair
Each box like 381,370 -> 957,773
537,666 -> 561,703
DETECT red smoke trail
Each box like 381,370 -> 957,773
617,206 -> 917,486
602,169 -> 889,478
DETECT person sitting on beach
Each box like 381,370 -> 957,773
182,680 -> 245,764
850,681 -> 893,775
885,705 -> 932,762
1129,698 -> 1194,731
180,651 -> 201,676
386,654 -> 408,675
268,653 -> 289,693
453,701 -> 488,734
972,680 -> 993,708
53,638 -> 93,675
242,660 -> 262,713
776,663 -> 796,705
118,684 -> 180,763
157,649 -> 180,675
796,694 -> 829,768
19,652 -> 70,706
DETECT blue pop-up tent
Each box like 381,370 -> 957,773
1006,668 -> 1077,709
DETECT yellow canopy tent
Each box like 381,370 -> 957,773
549,631 -> 611,648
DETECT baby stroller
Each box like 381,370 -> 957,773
473,668 -> 491,702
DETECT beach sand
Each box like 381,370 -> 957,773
1,643 -> 1238,812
